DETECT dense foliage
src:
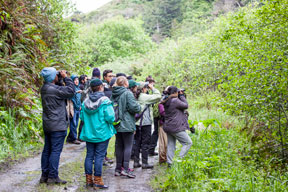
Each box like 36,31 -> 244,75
0,0 -> 77,160
78,16 -> 154,66
140,0 -> 288,163
153,107 -> 288,191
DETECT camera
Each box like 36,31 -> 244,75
178,88 -> 186,98
55,71 -> 67,86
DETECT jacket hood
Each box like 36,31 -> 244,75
112,86 -> 127,99
84,92 -> 111,113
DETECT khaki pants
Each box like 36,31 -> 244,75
158,125 -> 167,163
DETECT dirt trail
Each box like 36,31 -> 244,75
0,142 -> 156,192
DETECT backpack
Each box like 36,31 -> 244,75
113,100 -> 121,126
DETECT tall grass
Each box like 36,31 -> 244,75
151,96 -> 288,191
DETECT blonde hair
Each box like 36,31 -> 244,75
116,76 -> 128,87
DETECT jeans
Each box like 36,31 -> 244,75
115,132 -> 134,171
67,109 -> 80,142
166,131 -> 192,165
41,131 -> 67,178
134,125 -> 151,164
85,139 -> 109,176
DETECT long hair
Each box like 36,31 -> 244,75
115,76 -> 128,87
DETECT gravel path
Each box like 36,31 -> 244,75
0,142 -> 157,192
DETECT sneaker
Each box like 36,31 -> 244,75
47,177 -> 67,184
133,162 -> 141,168
114,171 -> 121,176
142,163 -> 154,169
120,170 -> 136,178
105,157 -> 114,164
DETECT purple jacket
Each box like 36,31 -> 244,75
158,104 -> 165,125
163,96 -> 189,133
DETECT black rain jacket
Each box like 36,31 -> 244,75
41,77 -> 75,132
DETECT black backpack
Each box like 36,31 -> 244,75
113,100 -> 121,126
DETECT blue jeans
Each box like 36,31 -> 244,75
41,131 -> 67,178
67,109 -> 80,142
85,139 -> 110,176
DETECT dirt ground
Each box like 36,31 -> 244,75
0,142 -> 157,192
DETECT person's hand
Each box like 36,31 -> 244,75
76,90 -> 82,93
148,83 -> 154,90
60,70 -> 67,78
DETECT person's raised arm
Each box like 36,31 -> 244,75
56,71 -> 75,99
175,96 -> 188,110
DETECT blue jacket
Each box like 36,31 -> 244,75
71,85 -> 81,111
80,92 -> 116,143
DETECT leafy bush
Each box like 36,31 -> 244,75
139,0 -> 288,162
78,16 -> 154,66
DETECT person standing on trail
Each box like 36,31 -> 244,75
77,74 -> 88,142
111,76 -> 141,178
40,67 -> 75,184
161,86 -> 192,167
66,75 -> 82,145
133,81 -> 161,169
102,69 -> 115,165
80,78 -> 116,189
145,76 -> 160,157
79,74 -> 88,91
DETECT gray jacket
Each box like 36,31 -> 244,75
41,77 -> 75,132
163,95 -> 189,133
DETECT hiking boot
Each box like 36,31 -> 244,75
47,177 -> 67,184
149,152 -> 158,156
93,176 -> 108,189
142,163 -> 154,169
85,174 -> 93,188
105,157 -> 114,164
133,161 -> 141,168
120,170 -> 136,179
39,176 -> 48,183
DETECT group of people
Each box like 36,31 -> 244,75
39,67 -> 192,189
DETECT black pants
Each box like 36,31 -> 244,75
134,125 -> 151,164
115,132 -> 134,171
149,117 -> 159,154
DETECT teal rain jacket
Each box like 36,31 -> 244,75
80,92 -> 116,143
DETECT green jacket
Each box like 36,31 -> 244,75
135,88 -> 161,126
80,92 -> 116,143
111,86 -> 141,132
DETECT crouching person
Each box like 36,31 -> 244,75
40,68 -> 75,184
80,78 -> 116,189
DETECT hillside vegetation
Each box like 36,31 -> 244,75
0,0 -> 287,190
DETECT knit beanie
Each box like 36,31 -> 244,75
40,67 -> 57,83
92,68 -> 101,78
90,78 -> 103,87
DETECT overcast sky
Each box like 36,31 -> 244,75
71,0 -> 113,13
